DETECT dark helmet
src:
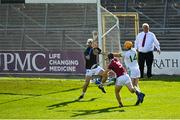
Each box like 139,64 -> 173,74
108,53 -> 114,60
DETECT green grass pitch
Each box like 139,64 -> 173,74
0,76 -> 180,119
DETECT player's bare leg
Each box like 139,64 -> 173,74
132,78 -> 142,104
96,70 -> 106,93
97,70 -> 109,85
126,82 -> 136,93
78,76 -> 91,100
115,85 -> 123,107
98,70 -> 106,83
101,76 -> 108,84
126,82 -> 145,105
133,78 -> 145,103
132,78 -> 141,92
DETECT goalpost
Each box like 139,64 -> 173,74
100,11 -> 139,67
100,6 -> 121,67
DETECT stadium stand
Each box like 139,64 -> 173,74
0,0 -> 180,51
101,0 -> 180,51
0,4 -> 97,50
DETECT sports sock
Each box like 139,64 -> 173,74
135,90 -> 140,96
134,86 -> 141,93
81,92 -> 85,96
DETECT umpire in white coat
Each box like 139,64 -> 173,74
135,23 -> 161,78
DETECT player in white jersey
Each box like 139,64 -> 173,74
124,41 -> 141,92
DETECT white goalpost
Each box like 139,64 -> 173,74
99,3 -> 122,67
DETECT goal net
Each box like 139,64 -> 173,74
99,8 -> 139,67
100,6 -> 121,67
101,6 -> 121,54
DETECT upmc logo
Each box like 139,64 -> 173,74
0,51 -> 85,75
0,52 -> 46,72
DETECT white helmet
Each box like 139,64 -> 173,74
86,38 -> 93,45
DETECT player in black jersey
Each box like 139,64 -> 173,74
78,38 -> 106,100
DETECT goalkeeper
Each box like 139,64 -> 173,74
78,38 -> 106,100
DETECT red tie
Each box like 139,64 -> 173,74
142,33 -> 146,47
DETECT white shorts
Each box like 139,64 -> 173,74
116,74 -> 132,86
130,67 -> 140,79
86,66 -> 104,77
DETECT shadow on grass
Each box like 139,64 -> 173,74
70,106 -> 125,117
47,98 -> 98,110
0,92 -> 41,105
0,92 -> 40,96
0,87 -> 81,97
123,104 -> 137,108
49,104 -> 137,117
60,87 -> 82,92
70,104 -> 139,117
0,97 -> 31,105
0,87 -> 82,105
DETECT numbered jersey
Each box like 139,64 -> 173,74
108,58 -> 126,77
124,48 -> 139,69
